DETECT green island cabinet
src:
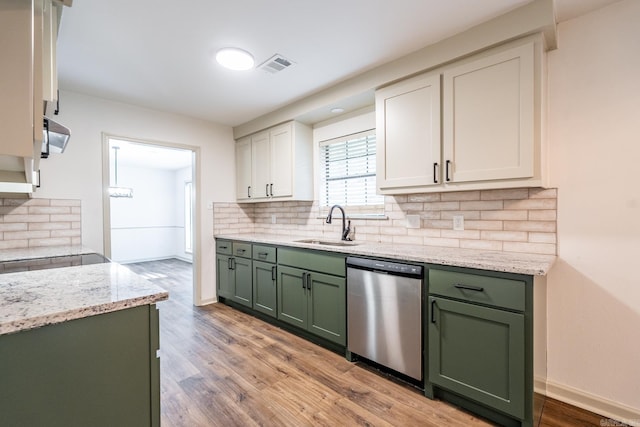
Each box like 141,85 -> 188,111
216,239 -> 253,308
277,247 -> 346,346
252,244 -> 278,318
0,304 -> 160,427
426,265 -> 547,427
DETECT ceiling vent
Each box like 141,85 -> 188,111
258,54 -> 295,74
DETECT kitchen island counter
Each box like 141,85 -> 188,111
0,262 -> 168,335
216,233 -> 556,276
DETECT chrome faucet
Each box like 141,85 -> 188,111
326,204 -> 351,241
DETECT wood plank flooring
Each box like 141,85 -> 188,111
126,259 -> 619,427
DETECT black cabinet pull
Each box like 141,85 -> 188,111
270,183 -> 273,197
227,258 -> 231,270
258,252 -> 268,258
301,272 -> 307,289
236,249 -> 246,255
265,184 -> 269,197
306,273 -> 311,291
433,162 -> 438,183
230,258 -> 236,270
445,160 -> 451,182
454,284 -> 484,292
271,265 -> 276,281
219,245 -> 228,250
247,186 -> 251,198
430,299 -> 437,324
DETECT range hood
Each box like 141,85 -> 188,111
41,117 -> 70,158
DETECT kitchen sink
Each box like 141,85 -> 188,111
294,238 -> 360,247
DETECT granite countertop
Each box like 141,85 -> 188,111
216,233 -> 556,276
0,245 -> 95,262
0,262 -> 168,336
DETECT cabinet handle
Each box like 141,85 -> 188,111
454,284 -> 484,292
258,252 -> 268,258
248,186 -> 251,198
445,160 -> 451,182
306,273 -> 311,291
219,245 -> 228,250
430,299 -> 437,324
301,272 -> 308,289
266,184 -> 269,197
227,258 -> 232,270
236,249 -> 246,255
230,258 -> 236,270
270,183 -> 273,197
433,163 -> 439,184
271,265 -> 276,281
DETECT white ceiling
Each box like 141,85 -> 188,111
109,139 -> 193,170
57,0 -> 620,129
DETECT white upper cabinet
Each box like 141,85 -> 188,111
0,0 -> 68,194
236,121 -> 313,203
376,73 -> 441,192
376,38 -> 545,194
235,136 -> 252,201
442,43 -> 534,184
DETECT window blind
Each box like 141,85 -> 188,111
319,130 -> 383,207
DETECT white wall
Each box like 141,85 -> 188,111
110,165 -> 192,263
547,0 -> 640,417
37,90 -> 235,304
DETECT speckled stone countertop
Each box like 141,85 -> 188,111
216,233 -> 556,276
0,245 -> 95,262
0,263 -> 169,336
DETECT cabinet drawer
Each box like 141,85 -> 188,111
253,245 -> 276,263
429,269 -> 524,311
278,248 -> 345,277
232,242 -> 252,258
215,239 -> 232,255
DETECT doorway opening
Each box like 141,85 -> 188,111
102,135 -> 199,305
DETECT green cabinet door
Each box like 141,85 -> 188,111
308,272 -> 346,345
253,260 -> 277,317
428,296 -> 525,419
0,305 -> 159,427
277,265 -> 307,329
216,254 -> 233,299
232,256 -> 253,308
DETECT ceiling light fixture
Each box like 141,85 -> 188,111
215,47 -> 255,71
330,107 -> 345,114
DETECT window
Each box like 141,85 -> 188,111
319,130 -> 383,207
184,181 -> 193,254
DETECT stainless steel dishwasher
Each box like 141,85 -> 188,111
346,256 -> 423,381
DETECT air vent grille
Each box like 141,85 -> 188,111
258,54 -> 295,74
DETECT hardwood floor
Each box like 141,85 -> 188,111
126,259 -> 619,427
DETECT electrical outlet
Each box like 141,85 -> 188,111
271,215 -> 276,224
406,214 -> 420,229
453,215 -> 464,231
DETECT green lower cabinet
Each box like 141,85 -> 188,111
0,305 -> 160,427
216,253 -> 252,308
428,295 -> 525,419
232,256 -> 252,308
253,260 -> 277,317
216,254 -> 233,299
277,265 -> 346,346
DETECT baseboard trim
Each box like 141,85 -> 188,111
196,298 -> 216,306
546,379 -> 640,424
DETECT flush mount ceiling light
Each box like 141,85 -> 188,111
215,47 -> 255,71
330,107 -> 345,114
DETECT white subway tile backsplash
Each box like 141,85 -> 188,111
212,187 -> 557,255
0,198 -> 82,248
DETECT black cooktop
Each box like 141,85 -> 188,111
0,253 -> 111,274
